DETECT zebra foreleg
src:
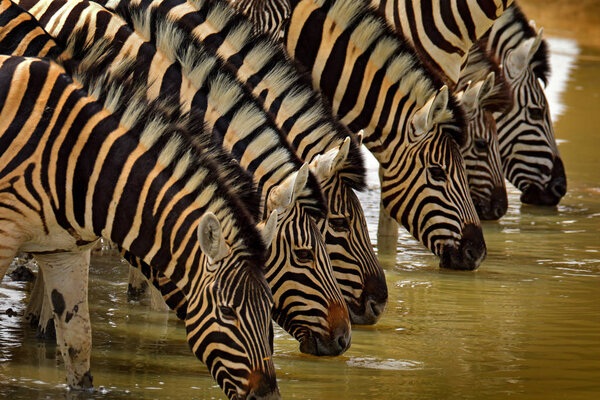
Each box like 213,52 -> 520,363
127,265 -> 149,301
376,166 -> 400,258
35,250 -> 93,390
24,269 -> 57,338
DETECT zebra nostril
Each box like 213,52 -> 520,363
337,334 -> 349,351
550,177 -> 567,198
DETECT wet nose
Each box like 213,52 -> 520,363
246,370 -> 280,400
350,273 -> 388,325
489,186 -> 508,220
326,302 -> 352,355
547,157 -> 567,200
441,224 -> 486,270
460,224 -> 487,270
549,176 -> 566,199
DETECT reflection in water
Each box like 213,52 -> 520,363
2,34 -> 600,400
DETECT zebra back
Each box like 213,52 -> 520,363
480,3 -> 566,206
0,54 -> 278,399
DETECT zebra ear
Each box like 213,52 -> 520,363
258,210 -> 279,248
507,28 -> 544,75
412,86 -> 450,135
309,137 -> 350,181
197,212 -> 230,265
356,130 -> 364,146
479,72 -> 496,100
267,163 -> 309,213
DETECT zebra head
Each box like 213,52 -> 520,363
310,138 -> 388,325
264,165 -> 352,356
498,29 -> 566,206
186,213 -> 280,400
456,72 -> 509,220
379,86 -> 486,270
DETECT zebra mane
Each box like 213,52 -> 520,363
312,0 -> 466,145
61,21 -> 264,222
107,0 -> 329,217
196,0 -> 367,190
62,41 -> 267,263
505,3 -> 550,86
458,43 -> 513,115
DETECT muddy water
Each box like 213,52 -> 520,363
2,38 -> 600,400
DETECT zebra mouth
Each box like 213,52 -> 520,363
347,275 -> 388,325
520,181 -> 564,206
298,330 -> 350,356
439,224 -> 486,270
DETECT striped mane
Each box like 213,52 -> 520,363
176,0 -> 367,191
67,48 -> 267,264
104,1 -> 329,218
307,0 -> 466,145
63,25 -> 265,222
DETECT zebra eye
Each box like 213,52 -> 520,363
329,217 -> 349,232
474,138 -> 488,153
528,107 -> 544,121
428,166 -> 446,182
219,306 -> 237,321
294,249 -> 314,264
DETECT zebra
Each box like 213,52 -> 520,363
94,0 -> 388,324
455,49 -> 513,220
235,0 -> 485,270
0,54 -> 280,400
368,0 -> 566,206
12,0 -> 353,354
478,4 -> 566,206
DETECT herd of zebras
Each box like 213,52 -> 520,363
0,0 -> 566,398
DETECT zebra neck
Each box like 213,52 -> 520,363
371,0 -> 514,84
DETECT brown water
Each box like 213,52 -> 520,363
2,40 -> 600,400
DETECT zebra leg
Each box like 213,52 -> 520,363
127,265 -> 149,301
25,269 -> 57,339
38,282 -> 57,339
35,250 -> 93,389
0,224 -> 23,282
149,283 -> 170,312
376,166 -> 399,257
25,266 -> 44,327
